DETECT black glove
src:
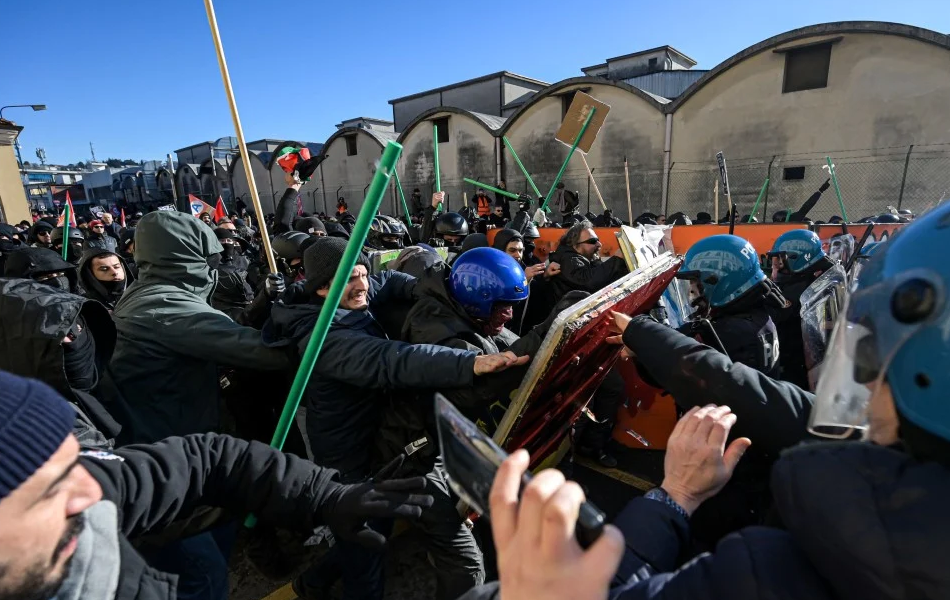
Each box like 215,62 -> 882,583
264,273 -> 285,300
819,179 -> 831,193
535,290 -> 590,337
321,455 -> 433,551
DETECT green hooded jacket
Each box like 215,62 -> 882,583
109,211 -> 290,444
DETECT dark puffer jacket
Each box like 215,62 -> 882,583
109,211 -> 290,444
609,442 -> 950,600
264,271 -> 478,476
548,243 -> 628,300
0,278 -> 121,447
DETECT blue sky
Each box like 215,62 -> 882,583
1,0 -> 946,165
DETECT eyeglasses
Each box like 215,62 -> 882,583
578,237 -> 600,245
92,226 -> 104,230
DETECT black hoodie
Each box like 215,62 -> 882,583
78,248 -> 134,311
0,278 -> 121,447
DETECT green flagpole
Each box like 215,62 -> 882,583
393,168 -> 411,223
502,136 -> 542,199
541,107 -> 595,213
463,178 -> 521,200
825,156 -> 848,223
245,140 -> 403,528
433,123 -> 443,211
61,203 -> 70,261
749,178 -> 769,222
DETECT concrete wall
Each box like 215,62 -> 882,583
442,80 -> 500,117
393,93 -> 441,132
397,112 -> 497,213
319,131 -> 384,215
503,82 -> 667,216
503,75 -> 546,107
228,153 -> 272,214
0,144 -> 30,223
668,31 -> 950,219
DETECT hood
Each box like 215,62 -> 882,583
3,246 -> 79,291
549,243 -> 580,264
401,263 -> 483,343
0,278 -> 115,400
131,210 -> 221,296
772,442 -> 950,600
77,248 -> 134,309
491,229 -> 522,253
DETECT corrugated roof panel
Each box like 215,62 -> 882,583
622,70 -> 709,100
468,111 -> 507,131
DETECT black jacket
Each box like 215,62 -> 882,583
207,252 -> 255,321
264,271 -> 478,476
548,244 -> 629,300
109,212 -> 290,444
609,442 -> 950,600
769,269 -> 822,389
274,187 -> 297,234
400,263 -> 544,433
0,278 -> 121,446
81,433 -> 342,600
78,248 -> 134,311
84,233 -> 118,253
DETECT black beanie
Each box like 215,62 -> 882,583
295,217 -> 327,236
303,237 -> 370,294
0,371 -> 76,500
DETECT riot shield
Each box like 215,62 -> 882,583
435,394 -> 606,546
492,252 -> 682,467
826,233 -> 855,267
799,263 -> 848,390
365,249 -> 403,274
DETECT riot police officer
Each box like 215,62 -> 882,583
766,229 -> 835,389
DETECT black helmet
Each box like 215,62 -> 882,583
635,212 -> 658,226
668,212 -> 692,226
695,212 -> 712,224
740,214 -> 758,224
522,222 -> 540,240
369,215 -> 407,250
772,210 -> 790,222
51,226 -> 85,244
434,212 -> 469,237
271,231 -> 309,262
874,213 -> 901,223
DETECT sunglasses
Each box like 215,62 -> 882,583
92,226 -> 104,229
579,237 -> 601,245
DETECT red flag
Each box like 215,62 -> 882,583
120,208 -> 127,228
57,192 -> 77,227
214,197 -> 227,222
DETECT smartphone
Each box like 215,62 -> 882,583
434,394 -> 605,548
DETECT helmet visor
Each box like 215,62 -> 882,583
810,269 -> 945,438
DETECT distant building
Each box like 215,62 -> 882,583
388,71 -> 549,132
582,46 -> 707,100
20,167 -> 84,211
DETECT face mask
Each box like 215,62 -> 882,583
0,239 -> 21,253
62,320 -> 98,391
37,274 -> 71,292
99,279 -> 125,296
221,245 -> 239,261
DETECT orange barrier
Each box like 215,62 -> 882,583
488,222 -> 905,262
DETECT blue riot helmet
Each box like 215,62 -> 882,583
810,201 -> 950,442
768,229 -> 827,274
676,234 -> 766,309
449,247 -> 528,320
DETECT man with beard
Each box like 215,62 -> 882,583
0,369 -> 434,600
264,237 -> 525,600
548,220 -> 630,467
77,250 -> 132,311
766,230 -> 835,389
51,227 -> 85,267
4,246 -> 80,294
84,220 -> 117,253
490,229 -> 560,335
29,220 -> 55,249
0,277 -> 121,448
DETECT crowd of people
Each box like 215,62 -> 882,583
0,170 -> 946,600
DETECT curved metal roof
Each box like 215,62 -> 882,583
395,106 -> 507,144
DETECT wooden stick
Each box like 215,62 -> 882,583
623,156 -> 632,224
579,153 -> 607,211
203,0 -> 277,274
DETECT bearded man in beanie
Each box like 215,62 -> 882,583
264,237 -> 527,600
0,369 -> 433,600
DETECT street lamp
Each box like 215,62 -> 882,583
0,104 -> 47,120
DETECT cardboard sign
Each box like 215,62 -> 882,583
493,253 -> 682,467
716,151 -> 730,197
555,91 -> 611,154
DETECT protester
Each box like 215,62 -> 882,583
77,249 -> 132,311
410,188 -> 426,217
264,237 -> 526,600
100,211 -> 121,241
294,216 -> 327,237
83,220 -> 118,253
695,211 -> 713,224
0,369 -> 435,600
551,183 -> 579,221
29,219 -> 55,249
116,228 -> 137,278
367,215 -> 408,250
0,279 -> 122,448
474,189 -> 492,218
336,198 -> 356,232
495,181 -> 511,220
766,229 -> 834,389
51,226 -> 85,266
593,209 -> 622,227
207,227 -> 256,321
198,211 -> 214,227
488,203 -> 507,228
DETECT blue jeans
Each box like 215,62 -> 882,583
141,524 -> 236,600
